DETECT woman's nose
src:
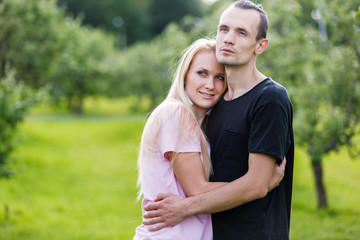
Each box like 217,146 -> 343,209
205,79 -> 215,89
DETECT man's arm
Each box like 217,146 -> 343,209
143,153 -> 283,231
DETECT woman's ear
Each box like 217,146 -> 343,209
255,38 -> 268,55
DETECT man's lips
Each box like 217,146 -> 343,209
220,47 -> 235,54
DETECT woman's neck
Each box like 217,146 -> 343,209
193,107 -> 207,125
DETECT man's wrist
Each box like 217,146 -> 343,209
182,195 -> 203,217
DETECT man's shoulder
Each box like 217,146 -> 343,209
258,78 -> 291,103
261,78 -> 287,92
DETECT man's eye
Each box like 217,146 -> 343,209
219,27 -> 227,32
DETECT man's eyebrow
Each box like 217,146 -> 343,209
237,27 -> 249,32
236,26 -> 254,36
218,25 -> 250,34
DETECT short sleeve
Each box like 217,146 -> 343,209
249,98 -> 291,162
158,105 -> 201,160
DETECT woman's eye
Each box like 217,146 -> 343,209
198,71 -> 206,76
217,75 -> 225,81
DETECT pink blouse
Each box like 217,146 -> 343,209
134,104 -> 212,240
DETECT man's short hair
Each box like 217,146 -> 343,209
232,0 -> 268,40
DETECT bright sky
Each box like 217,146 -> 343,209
202,0 -> 218,5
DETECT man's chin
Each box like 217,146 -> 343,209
218,60 -> 238,66
216,55 -> 235,65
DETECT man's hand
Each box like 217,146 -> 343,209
143,193 -> 187,232
269,158 -> 286,191
142,157 -> 286,232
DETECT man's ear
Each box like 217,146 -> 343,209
255,38 -> 268,55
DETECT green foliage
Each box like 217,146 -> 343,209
0,0 -> 119,114
57,0 -> 151,45
0,0 -> 64,86
57,0 -> 206,45
103,0 -> 233,110
0,73 -> 40,177
293,0 -> 360,159
0,0 -> 119,174
48,23 -> 117,114
106,23 -> 192,109
148,0 -> 204,36
257,0 -> 360,162
256,0 -> 360,207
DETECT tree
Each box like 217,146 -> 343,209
296,0 -> 360,208
57,0 -> 150,45
0,72 -> 40,177
102,0 -> 233,111
47,23 -> 117,114
0,0 -> 118,114
261,0 -> 360,208
0,0 -> 61,175
57,0 -> 205,45
0,0 -> 121,174
148,0 -> 204,36
0,0 -> 64,86
106,23 -> 191,110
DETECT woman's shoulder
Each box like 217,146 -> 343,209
157,101 -> 196,128
157,101 -> 189,117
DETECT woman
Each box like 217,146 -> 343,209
134,39 -> 283,240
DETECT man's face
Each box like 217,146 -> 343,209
216,6 -> 261,66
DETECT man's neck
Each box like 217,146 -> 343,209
224,65 -> 266,101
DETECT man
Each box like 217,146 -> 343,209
142,1 -> 294,239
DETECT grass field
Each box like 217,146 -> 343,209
0,113 -> 145,239
1,111 -> 360,239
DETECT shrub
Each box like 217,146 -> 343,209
0,73 -> 41,177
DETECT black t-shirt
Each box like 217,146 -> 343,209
208,78 -> 294,240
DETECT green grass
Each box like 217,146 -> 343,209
31,96 -> 152,115
1,113 -> 360,239
0,114 -> 145,239
290,147 -> 360,240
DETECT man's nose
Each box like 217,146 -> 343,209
224,31 -> 235,44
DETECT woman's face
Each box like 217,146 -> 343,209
185,49 -> 226,115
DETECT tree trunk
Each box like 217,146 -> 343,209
73,99 -> 83,115
68,95 -> 83,115
4,204 -> 9,223
312,161 -> 327,208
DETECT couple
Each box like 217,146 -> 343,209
134,1 -> 294,239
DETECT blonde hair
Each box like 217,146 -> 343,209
137,38 -> 220,200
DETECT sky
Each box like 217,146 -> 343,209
202,0 -> 218,5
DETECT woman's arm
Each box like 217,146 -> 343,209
168,152 -> 227,197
